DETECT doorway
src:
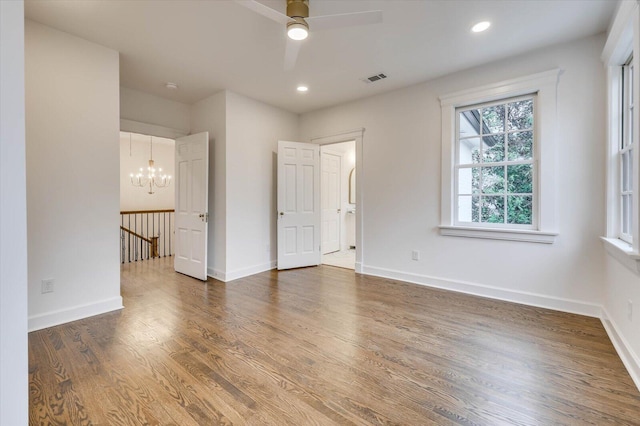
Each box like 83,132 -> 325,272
320,141 -> 356,270
119,131 -> 176,263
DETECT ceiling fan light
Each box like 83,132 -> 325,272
287,19 -> 308,40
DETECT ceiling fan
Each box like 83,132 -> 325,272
235,0 -> 383,70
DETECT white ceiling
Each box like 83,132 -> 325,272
25,0 -> 617,114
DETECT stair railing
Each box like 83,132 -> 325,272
120,209 -> 174,263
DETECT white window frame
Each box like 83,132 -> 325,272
602,0 -> 640,274
439,70 -> 561,244
454,94 -> 537,230
620,57 -> 634,244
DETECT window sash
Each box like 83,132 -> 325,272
620,59 -> 634,242
454,95 -> 537,228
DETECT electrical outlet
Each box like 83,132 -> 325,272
628,300 -> 633,321
411,250 -> 420,261
41,279 -> 55,294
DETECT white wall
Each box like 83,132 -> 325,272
300,34 -> 607,315
25,20 -> 123,331
120,86 -> 190,135
603,257 -> 640,383
225,91 -> 299,280
0,1 -> 28,424
120,132 -> 175,211
190,91 -> 227,278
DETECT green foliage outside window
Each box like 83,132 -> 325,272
462,97 -> 534,225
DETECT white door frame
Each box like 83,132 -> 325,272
311,129 -> 364,273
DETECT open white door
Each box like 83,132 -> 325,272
174,132 -> 209,280
321,150 -> 341,254
277,140 -> 321,270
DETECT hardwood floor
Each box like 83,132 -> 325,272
29,257 -> 640,425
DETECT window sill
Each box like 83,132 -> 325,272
601,237 -> 640,274
439,225 -> 557,244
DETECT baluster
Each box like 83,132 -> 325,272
163,212 -> 166,257
168,212 -> 172,256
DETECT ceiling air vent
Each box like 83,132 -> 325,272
362,73 -> 387,84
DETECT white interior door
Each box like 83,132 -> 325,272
277,140 -> 320,270
321,150 -> 341,254
174,132 -> 209,280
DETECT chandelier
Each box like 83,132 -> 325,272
129,134 -> 171,194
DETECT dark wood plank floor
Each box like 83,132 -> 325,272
29,257 -> 640,425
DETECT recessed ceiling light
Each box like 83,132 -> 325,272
165,82 -> 178,90
471,21 -> 491,33
297,85 -> 309,92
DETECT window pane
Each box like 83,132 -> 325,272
507,99 -> 534,131
472,195 -> 480,222
630,148 -> 634,191
630,194 -> 633,235
459,137 -> 481,164
623,194 -> 629,234
624,152 -> 628,191
507,195 -> 533,224
507,131 -> 533,161
482,135 -> 504,162
481,166 -> 504,194
482,105 -> 505,134
481,196 -> 505,223
507,164 -> 533,193
459,110 -> 481,139
458,196 -> 473,222
458,167 -> 480,194
629,107 -> 634,147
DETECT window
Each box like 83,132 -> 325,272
456,95 -> 536,228
601,1 -> 640,272
620,57 -> 634,243
439,70 -> 559,244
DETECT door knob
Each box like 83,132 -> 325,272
337,208 -> 341,213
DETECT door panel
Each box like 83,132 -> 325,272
277,140 -> 320,270
174,132 -> 209,280
321,151 -> 341,254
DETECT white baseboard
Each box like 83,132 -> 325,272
207,267 -> 227,282
355,261 -> 363,273
28,296 -> 123,332
361,265 -> 602,317
601,308 -> 640,392
208,261 -> 276,283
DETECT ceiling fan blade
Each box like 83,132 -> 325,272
283,38 -> 302,71
234,0 -> 293,25
307,10 -> 383,32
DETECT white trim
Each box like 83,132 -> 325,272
439,69 -> 561,106
28,296 -> 123,332
440,69 -> 561,240
361,265 -> 601,317
120,119 -> 188,140
208,261 -> 277,282
601,237 -> 640,274
439,225 -> 557,243
601,307 -> 640,392
602,0 -> 637,66
311,128 -> 364,144
207,267 -> 227,282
